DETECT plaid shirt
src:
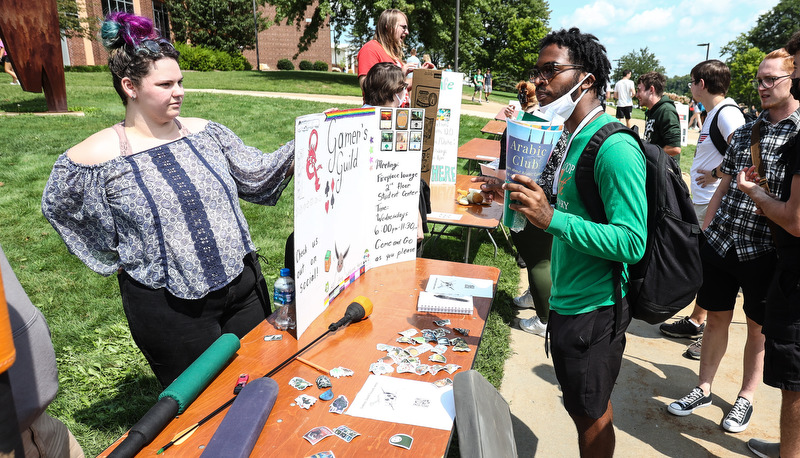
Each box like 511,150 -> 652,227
707,108 -> 800,261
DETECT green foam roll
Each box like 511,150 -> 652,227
158,333 -> 240,414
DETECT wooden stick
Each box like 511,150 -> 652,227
296,357 -> 330,375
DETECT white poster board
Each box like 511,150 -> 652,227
676,101 -> 689,147
429,71 -> 463,185
293,108 -> 423,337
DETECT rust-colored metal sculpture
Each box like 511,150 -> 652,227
0,0 -> 68,112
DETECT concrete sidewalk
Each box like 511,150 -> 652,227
500,274 -> 781,457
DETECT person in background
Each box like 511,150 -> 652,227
636,71 -> 682,160
422,53 -> 433,68
613,69 -> 635,127
1,244 -> 85,457
41,12 -> 295,388
357,9 -> 415,91
0,38 -> 19,85
484,69 -> 493,102
660,60 -> 745,360
472,69 -> 484,103
689,99 -> 704,130
406,48 -> 420,66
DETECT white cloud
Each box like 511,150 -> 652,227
625,7 -> 674,33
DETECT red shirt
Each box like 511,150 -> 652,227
357,40 -> 400,78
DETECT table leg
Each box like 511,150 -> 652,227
464,228 -> 472,263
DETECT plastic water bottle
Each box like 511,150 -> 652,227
273,268 -> 296,330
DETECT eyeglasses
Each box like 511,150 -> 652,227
531,62 -> 583,83
688,81 -> 700,88
750,75 -> 791,90
397,24 -> 408,31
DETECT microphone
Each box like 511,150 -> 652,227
328,296 -> 373,331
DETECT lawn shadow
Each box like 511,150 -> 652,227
0,98 -> 48,112
73,372 -> 160,432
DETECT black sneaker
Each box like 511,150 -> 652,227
667,386 -> 712,416
747,438 -> 780,458
722,396 -> 753,433
660,316 -> 705,338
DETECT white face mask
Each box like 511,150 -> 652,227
395,87 -> 408,107
538,73 -> 593,124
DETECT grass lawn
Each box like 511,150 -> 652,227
0,71 -> 518,456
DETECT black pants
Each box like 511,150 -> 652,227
118,253 -> 269,388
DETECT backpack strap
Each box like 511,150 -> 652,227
575,122 -> 641,333
709,104 -> 738,156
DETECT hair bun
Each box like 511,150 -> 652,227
100,12 -> 156,51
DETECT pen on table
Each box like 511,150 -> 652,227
434,294 -> 469,302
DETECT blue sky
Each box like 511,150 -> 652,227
547,0 -> 780,78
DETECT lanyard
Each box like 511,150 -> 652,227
552,105 -> 604,195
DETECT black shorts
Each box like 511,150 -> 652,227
549,299 -> 631,419
763,267 -> 800,341
615,106 -> 632,119
764,336 -> 800,391
695,243 -> 775,325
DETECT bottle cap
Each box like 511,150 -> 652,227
280,267 -> 291,277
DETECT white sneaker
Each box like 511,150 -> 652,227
513,289 -> 535,309
520,316 -> 547,336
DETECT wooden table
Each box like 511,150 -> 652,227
456,138 -> 500,162
425,175 -> 507,263
494,107 -> 508,121
480,119 -> 506,137
100,259 -> 500,458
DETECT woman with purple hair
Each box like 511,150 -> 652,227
41,12 -> 295,387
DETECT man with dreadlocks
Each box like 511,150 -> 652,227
496,28 -> 646,456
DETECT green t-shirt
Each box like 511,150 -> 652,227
546,113 -> 647,315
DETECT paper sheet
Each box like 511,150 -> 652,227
346,375 -> 455,430
425,275 -> 494,298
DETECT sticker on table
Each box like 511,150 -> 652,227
316,375 -> 332,389
389,434 -> 414,450
329,367 -> 354,378
429,353 -> 446,364
333,425 -> 360,442
427,212 -> 462,221
295,394 -> 317,409
289,377 -> 313,390
433,319 -> 450,327
443,364 -> 461,374
264,334 -> 282,341
306,451 -> 335,458
319,388 -> 334,401
330,395 -> 349,414
428,364 -> 445,375
399,328 -> 418,337
370,362 -> 394,376
303,426 -> 334,445
433,377 -> 453,388
454,327 -> 470,336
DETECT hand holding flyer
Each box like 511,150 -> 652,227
503,119 -> 564,229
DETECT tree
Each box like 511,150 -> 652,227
727,47 -> 765,110
58,0 -> 91,39
746,0 -> 800,53
664,74 -> 691,98
612,47 -> 665,83
493,16 -> 548,83
167,0 -> 267,54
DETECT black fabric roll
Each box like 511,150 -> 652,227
108,397 -> 178,458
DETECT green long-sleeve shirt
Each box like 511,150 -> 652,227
546,113 -> 647,315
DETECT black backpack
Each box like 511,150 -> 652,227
576,123 -> 704,325
709,104 -> 757,156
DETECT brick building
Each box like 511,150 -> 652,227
64,0 -> 331,71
